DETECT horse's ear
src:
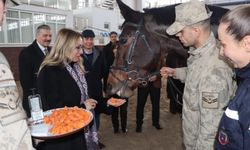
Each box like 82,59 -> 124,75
116,0 -> 142,23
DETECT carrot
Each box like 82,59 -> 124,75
44,106 -> 90,134
110,97 -> 121,104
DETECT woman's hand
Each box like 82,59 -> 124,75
107,98 -> 126,107
84,99 -> 98,110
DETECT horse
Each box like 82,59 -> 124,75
106,0 -> 229,98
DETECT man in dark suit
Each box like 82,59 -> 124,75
102,31 -> 117,93
19,24 -> 51,118
102,31 -> 129,133
136,74 -> 163,133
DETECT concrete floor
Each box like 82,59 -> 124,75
99,79 -> 183,150
17,78 -> 183,150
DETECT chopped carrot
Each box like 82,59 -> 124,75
110,97 -> 121,104
44,106 -> 90,134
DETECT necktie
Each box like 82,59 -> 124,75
44,49 -> 48,55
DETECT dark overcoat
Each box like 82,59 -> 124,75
82,47 -> 108,114
37,65 -> 87,150
19,40 -> 49,117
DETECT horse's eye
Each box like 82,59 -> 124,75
119,37 -> 127,45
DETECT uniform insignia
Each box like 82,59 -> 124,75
0,64 -> 19,110
218,130 -> 229,145
202,92 -> 219,109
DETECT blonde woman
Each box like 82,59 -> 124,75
37,28 -> 99,150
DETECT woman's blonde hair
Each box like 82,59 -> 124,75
39,28 -> 84,72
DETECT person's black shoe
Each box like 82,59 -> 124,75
136,126 -> 142,133
122,128 -> 128,133
153,124 -> 163,130
98,141 -> 105,149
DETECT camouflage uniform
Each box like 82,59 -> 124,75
166,1 -> 236,149
0,52 -> 34,150
174,33 -> 236,150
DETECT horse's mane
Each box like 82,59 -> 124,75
206,5 -> 229,25
143,4 -> 178,25
143,4 -> 229,26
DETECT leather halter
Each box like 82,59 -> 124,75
110,20 -> 160,88
125,21 -> 154,65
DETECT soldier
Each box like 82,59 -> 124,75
160,0 -> 236,149
215,5 -> 250,149
0,0 -> 34,149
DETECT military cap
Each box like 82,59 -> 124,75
166,0 -> 212,35
81,29 -> 95,38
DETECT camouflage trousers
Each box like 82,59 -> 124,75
0,117 -> 34,150
182,100 -> 224,150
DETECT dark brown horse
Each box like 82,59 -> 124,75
106,0 -> 229,98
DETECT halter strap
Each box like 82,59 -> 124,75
110,20 -> 158,87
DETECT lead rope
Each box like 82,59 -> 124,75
141,71 -> 183,105
167,77 -> 183,106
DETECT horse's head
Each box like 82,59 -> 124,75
106,0 -> 164,98
106,0 -> 228,98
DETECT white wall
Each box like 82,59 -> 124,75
74,7 -> 120,31
121,0 -> 136,9
73,7 -> 122,45
92,8 -> 120,32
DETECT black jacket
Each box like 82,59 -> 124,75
215,63 -> 250,150
37,65 -> 83,110
37,65 -> 87,150
19,40 -> 50,117
102,42 -> 115,91
103,42 -> 115,68
82,47 -> 108,114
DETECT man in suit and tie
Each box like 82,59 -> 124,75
19,24 -> 51,118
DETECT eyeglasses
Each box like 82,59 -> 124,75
75,45 -> 83,52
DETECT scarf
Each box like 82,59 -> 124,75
66,63 -> 99,150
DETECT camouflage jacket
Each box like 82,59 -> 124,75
0,52 -> 34,150
174,33 -> 236,110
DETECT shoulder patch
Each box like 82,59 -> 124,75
202,92 -> 219,109
0,64 -> 19,109
218,129 -> 229,145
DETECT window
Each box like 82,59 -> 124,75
6,10 -> 20,43
1,9 -> 66,44
20,0 -> 71,10
0,27 -> 4,43
20,12 -> 33,43
104,22 -> 110,30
